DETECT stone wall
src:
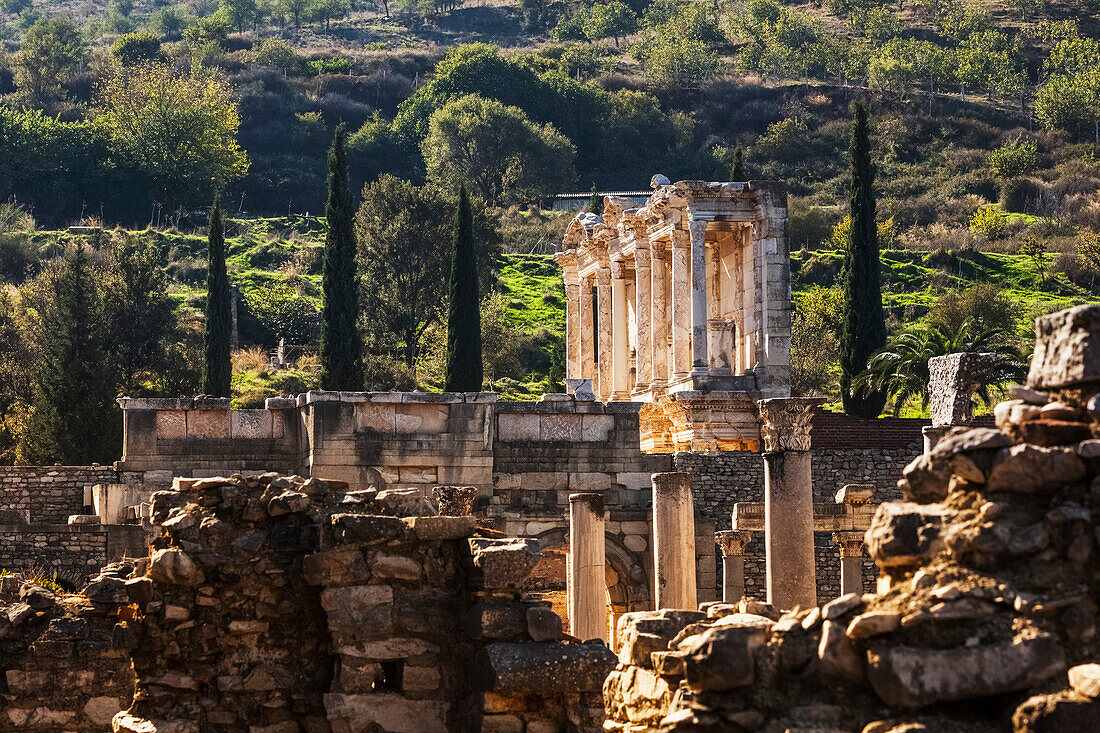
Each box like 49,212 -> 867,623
0,466 -> 118,524
0,524 -> 145,585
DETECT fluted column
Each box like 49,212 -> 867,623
650,244 -> 668,388
653,472 -> 697,610
569,493 -> 607,642
596,266 -> 613,401
758,397 -> 823,610
715,530 -> 752,604
670,231 -> 691,381
560,254 -> 581,380
611,261 -> 630,400
579,275 -> 595,385
688,218 -> 709,376
834,531 -> 865,598
633,247 -> 652,392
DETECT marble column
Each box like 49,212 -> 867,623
633,247 -> 652,392
670,231 -> 691,382
596,266 -> 613,401
688,219 -> 709,376
652,472 -> 697,610
758,398 -> 822,611
569,492 -> 607,642
715,530 -> 752,604
579,275 -> 595,385
561,255 -> 581,380
833,531 -> 865,598
650,244 -> 669,387
611,261 -> 630,400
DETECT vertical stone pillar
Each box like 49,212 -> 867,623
650,244 -> 669,387
922,426 -> 948,454
715,530 -> 752,604
569,493 -> 607,642
652,472 -> 697,610
611,261 -> 630,399
688,219 -> 709,376
579,275 -> 595,385
633,246 -> 652,392
596,266 -> 613,401
833,531 -> 866,598
560,254 -> 581,380
670,230 -> 691,382
758,398 -> 822,610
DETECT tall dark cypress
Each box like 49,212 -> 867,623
23,245 -> 119,464
840,100 -> 887,417
320,123 -> 363,390
444,186 -> 483,392
730,141 -> 744,180
202,197 -> 232,397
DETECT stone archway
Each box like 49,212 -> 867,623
522,528 -> 651,644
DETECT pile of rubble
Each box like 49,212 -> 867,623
603,305 -> 1100,732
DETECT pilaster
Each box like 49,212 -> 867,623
688,218 -> 709,376
670,230 -> 691,382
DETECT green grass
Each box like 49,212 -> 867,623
495,253 -> 566,339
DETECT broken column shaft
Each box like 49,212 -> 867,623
758,398 -> 822,611
652,472 -> 697,610
568,492 -> 607,642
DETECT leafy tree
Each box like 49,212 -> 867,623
111,32 -> 166,66
927,282 -> 1021,338
0,0 -> 31,14
791,285 -> 843,396
20,245 -> 119,465
147,5 -> 192,40
280,0 -> 310,26
104,232 -> 177,394
320,124 -> 363,390
356,175 -> 452,382
203,199 -> 231,397
1020,236 -> 1048,287
854,320 -> 1025,415
244,285 -> 318,343
731,141 -> 744,179
221,0 -> 258,31
968,205 -> 1007,240
311,0 -> 350,30
632,35 -> 722,86
13,17 -> 86,111
589,183 -> 603,214
94,63 -> 249,212
422,94 -> 576,205
989,138 -> 1038,178
444,186 -> 483,392
839,100 -> 887,417
581,1 -> 637,47
250,38 -> 301,73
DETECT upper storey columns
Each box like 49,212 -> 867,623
670,230 -> 692,381
559,252 -> 581,381
687,218 -> 709,377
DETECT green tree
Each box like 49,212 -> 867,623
111,32 -> 166,66
791,285 -> 843,396
203,199 -> 232,397
221,0 -> 258,31
1020,236 -> 1047,287
589,183 -> 603,215
853,320 -> 1025,415
839,100 -> 887,417
13,17 -> 86,111
20,246 -> 119,465
94,63 -> 249,213
582,0 -> 637,47
444,186 -> 483,392
730,141 -> 744,179
422,94 -> 576,205
320,124 -> 363,390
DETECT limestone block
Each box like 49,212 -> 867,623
322,585 -> 394,632
398,467 -> 438,484
623,534 -> 647,552
497,414 -> 541,441
1069,664 -> 1100,698
581,414 -> 615,442
370,552 -> 421,581
230,410 -> 272,439
540,414 -> 582,441
570,472 -> 611,492
155,411 -> 186,439
519,473 -> 567,492
865,502 -> 952,569
603,665 -> 673,726
270,410 -> 286,439
616,473 -> 654,492
403,666 -> 441,692
1027,304 -> 1100,390
678,623 -> 769,691
866,633 -> 1065,706
147,548 -> 204,586
525,520 -> 561,535
354,403 -> 396,433
467,602 -> 527,639
395,403 -> 449,433
482,642 -> 616,694
186,409 -> 230,439
303,547 -> 371,586
481,714 -> 523,733
324,693 -> 448,733
84,696 -> 122,726
336,637 -> 440,661
468,537 -> 541,590
403,515 -> 476,541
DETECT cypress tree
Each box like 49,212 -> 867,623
589,183 -> 603,216
22,245 -> 119,464
444,186 -> 483,392
320,123 -> 363,390
730,141 -> 744,180
202,197 -> 232,397
840,100 -> 887,417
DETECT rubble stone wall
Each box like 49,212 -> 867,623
0,466 -> 119,524
0,524 -> 144,583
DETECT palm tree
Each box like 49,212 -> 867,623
853,319 -> 1026,416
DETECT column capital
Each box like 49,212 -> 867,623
687,218 -> 708,241
715,530 -> 752,557
671,229 -> 690,249
596,265 -> 612,287
833,531 -> 865,557
610,259 -> 628,280
757,397 -> 823,452
634,247 -> 651,268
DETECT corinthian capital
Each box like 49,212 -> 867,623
687,218 -> 707,243
715,530 -> 752,557
671,229 -> 690,249
757,397 -> 823,452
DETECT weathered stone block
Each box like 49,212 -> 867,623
395,403 -> 449,433
354,402 -> 396,433
231,410 -> 272,439
186,409 -> 230,439
468,537 -> 540,590
1027,304 -> 1100,390
865,502 -> 952,569
540,414 -> 582,442
481,642 -> 616,695
497,414 -> 541,441
324,693 -> 448,733
155,410 -> 186,439
321,585 -> 393,632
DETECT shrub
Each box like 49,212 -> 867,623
250,38 -> 302,75
1000,177 -> 1043,214
111,32 -> 165,66
242,284 -> 319,344
308,56 -> 352,76
231,345 -> 269,374
990,138 -> 1038,178
969,205 -> 1008,241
